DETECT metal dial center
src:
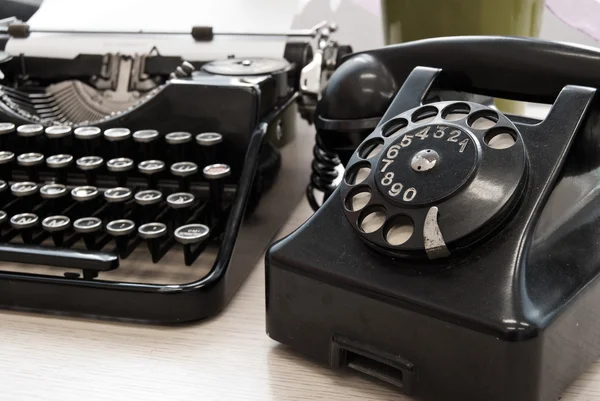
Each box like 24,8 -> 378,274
411,149 -> 439,172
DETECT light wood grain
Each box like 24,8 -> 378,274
1,199 -> 600,401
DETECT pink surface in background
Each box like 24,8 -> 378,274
547,0 -> 600,41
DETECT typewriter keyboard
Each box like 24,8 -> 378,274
0,123 -> 234,284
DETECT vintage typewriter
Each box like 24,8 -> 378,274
267,37 -> 600,401
0,14 -> 351,323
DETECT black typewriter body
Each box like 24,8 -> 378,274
0,50 -> 313,323
267,37 -> 600,401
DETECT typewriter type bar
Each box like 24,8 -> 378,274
0,91 -> 307,323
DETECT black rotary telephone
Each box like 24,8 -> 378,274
266,36 -> 600,401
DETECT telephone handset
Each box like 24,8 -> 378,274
268,36 -> 600,401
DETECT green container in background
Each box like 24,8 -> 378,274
381,0 -> 546,113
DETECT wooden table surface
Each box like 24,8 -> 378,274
1,199 -> 600,401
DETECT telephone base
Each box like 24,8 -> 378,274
267,247 -> 600,401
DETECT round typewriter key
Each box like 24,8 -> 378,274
10,212 -> 39,229
106,219 -> 136,236
135,189 -> 162,223
42,215 -> 70,232
196,132 -> 223,146
0,210 -> 7,225
138,222 -> 167,239
11,181 -> 38,197
203,163 -> 231,179
11,212 -> 39,243
74,126 -> 101,139
40,183 -> 67,199
107,157 -> 134,171
133,129 -> 160,143
168,192 -> 195,226
133,130 -> 160,159
75,126 -> 102,156
107,157 -> 134,186
196,132 -> 223,166
139,222 -> 168,261
138,160 -> 165,189
47,154 -> 73,168
174,223 -> 210,244
167,192 -> 195,209
71,186 -> 99,202
105,187 -> 132,218
138,159 -> 165,174
74,216 -> 102,250
17,152 -> 44,167
171,161 -> 197,191
17,124 -> 43,137
134,189 -> 163,205
104,187 -> 132,203
105,128 -> 132,158
73,216 -> 102,233
0,180 -> 7,193
171,162 -> 198,176
0,122 -> 15,135
43,214 -> 70,246
76,156 -> 104,171
203,163 -> 231,223
45,125 -> 72,139
0,151 -> 15,165
17,152 -> 44,181
107,219 -> 136,257
165,132 -> 192,145
104,128 -> 131,142
77,156 -> 104,185
47,154 -> 73,183
166,132 -> 192,162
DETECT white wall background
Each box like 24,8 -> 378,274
292,1 -> 600,51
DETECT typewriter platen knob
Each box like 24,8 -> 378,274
340,101 -> 527,260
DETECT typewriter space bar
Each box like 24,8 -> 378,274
0,243 -> 119,273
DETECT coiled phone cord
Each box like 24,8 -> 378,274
306,133 -> 341,211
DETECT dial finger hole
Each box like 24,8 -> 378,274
384,215 -> 414,246
468,110 -> 499,130
359,206 -> 386,233
442,102 -> 471,121
382,118 -> 408,138
358,138 -> 384,159
411,105 -> 438,124
345,187 -> 371,212
484,128 -> 517,150
344,163 -> 371,186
